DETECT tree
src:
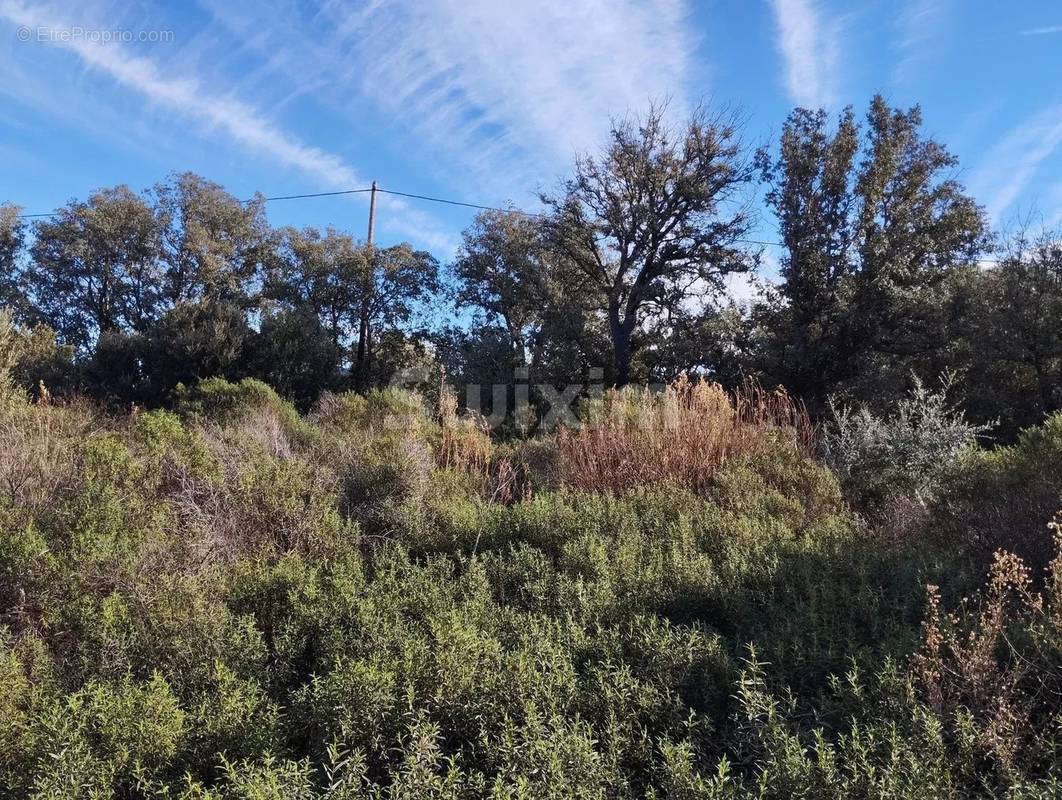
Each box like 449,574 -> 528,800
0,204 -> 27,315
125,173 -> 275,404
152,172 -> 270,308
146,301 -> 254,405
957,230 -> 1062,434
639,303 -> 753,388
266,226 -> 365,347
248,306 -> 344,409
28,186 -> 162,350
453,210 -> 551,370
757,96 -> 990,410
10,322 -> 77,399
847,97 -> 989,401
756,107 -> 859,403
352,243 -> 440,391
545,104 -> 756,386
270,227 -> 438,392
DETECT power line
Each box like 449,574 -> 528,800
14,184 -> 534,219
8,183 -> 1005,262
15,187 -> 375,218
254,187 -> 374,202
376,187 -> 544,217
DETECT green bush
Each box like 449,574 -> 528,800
0,314 -> 76,402
936,411 -> 1062,567
175,376 -> 301,432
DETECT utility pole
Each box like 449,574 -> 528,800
366,179 -> 377,249
356,180 -> 378,392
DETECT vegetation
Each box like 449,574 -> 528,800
3,92 -> 1062,796
2,95 -> 1059,433
0,375 -> 1059,796
821,374 -> 991,509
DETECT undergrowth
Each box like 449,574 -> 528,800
0,376 -> 1059,797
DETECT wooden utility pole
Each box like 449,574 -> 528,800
366,180 -> 378,249
356,180 -> 378,391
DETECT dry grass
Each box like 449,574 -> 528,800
912,545 -> 1044,771
439,411 -> 531,504
552,375 -> 812,495
0,399 -> 103,514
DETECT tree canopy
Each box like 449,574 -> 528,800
0,96 -> 1059,439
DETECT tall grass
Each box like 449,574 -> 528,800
553,375 -> 813,494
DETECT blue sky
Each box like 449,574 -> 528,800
2,0 -> 1061,289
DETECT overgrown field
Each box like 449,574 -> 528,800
2,378 -> 1062,798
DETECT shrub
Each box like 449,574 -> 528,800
1,376 -> 1052,797
0,315 -> 73,404
8,322 -> 77,400
0,309 -> 22,406
310,387 -> 430,436
0,399 -> 98,518
935,412 -> 1062,567
175,376 -> 301,433
821,374 -> 991,509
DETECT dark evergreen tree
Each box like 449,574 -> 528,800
757,96 -> 990,411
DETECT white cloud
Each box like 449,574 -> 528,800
767,0 -> 841,109
1021,25 -> 1062,36
0,0 -> 359,185
0,0 -> 458,251
967,104 -> 1062,226
355,1 -> 692,161
198,0 -> 694,199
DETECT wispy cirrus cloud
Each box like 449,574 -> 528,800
967,104 -> 1062,226
0,0 -> 457,250
197,0 -> 695,199
767,0 -> 842,109
1020,25 -> 1062,36
344,0 -> 694,171
893,0 -> 950,82
0,0 -> 359,185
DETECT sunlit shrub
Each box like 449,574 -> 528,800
175,376 -> 301,432
311,387 -> 430,436
821,374 -> 991,508
0,400 -> 99,520
9,322 -> 77,401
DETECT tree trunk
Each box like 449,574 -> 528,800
609,305 -> 634,388
354,302 -> 370,392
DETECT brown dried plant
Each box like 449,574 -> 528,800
912,515 -> 1062,772
552,375 -> 812,495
